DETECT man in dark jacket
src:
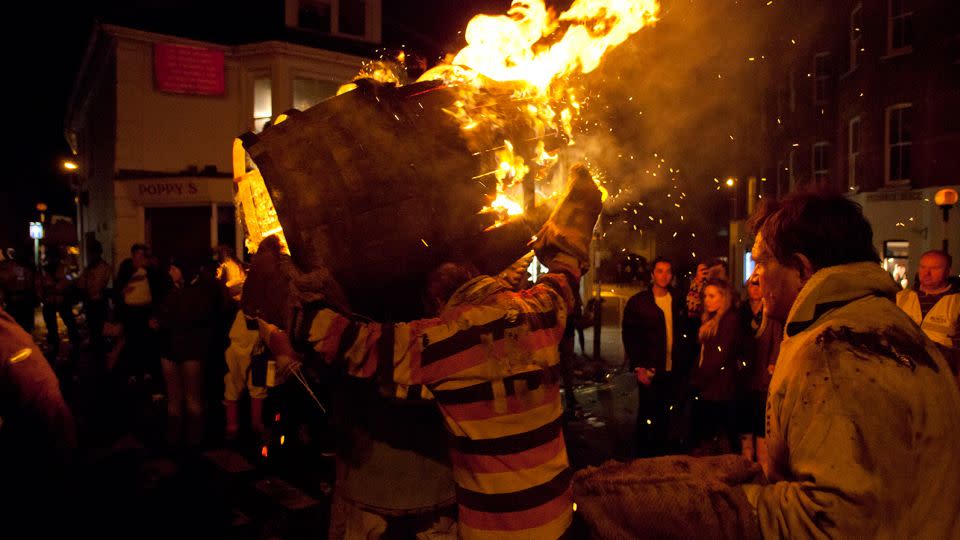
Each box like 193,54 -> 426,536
622,257 -> 692,456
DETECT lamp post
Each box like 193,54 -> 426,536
935,188 -> 958,258
62,159 -> 83,267
725,177 -> 738,219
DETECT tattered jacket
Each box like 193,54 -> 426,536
744,262 -> 960,539
285,262 -> 580,540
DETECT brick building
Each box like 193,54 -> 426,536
754,0 -> 959,281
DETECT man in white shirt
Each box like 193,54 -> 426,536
622,257 -> 693,456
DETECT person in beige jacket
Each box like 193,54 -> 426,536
745,192 -> 960,538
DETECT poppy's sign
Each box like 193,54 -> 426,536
154,43 -> 225,96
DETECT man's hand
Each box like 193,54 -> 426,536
635,367 -> 656,386
257,318 -> 302,380
257,319 -> 279,342
531,163 -> 602,273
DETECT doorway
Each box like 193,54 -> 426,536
145,206 -> 212,262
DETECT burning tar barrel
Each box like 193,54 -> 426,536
240,79 -> 551,320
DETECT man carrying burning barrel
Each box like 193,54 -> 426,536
254,164 -> 600,539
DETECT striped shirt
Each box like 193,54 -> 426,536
295,263 -> 578,539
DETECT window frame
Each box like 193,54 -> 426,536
848,116 -> 862,191
813,52 -> 831,105
884,103 -> 913,186
812,141 -> 830,184
887,0 -> 914,55
251,73 -> 273,134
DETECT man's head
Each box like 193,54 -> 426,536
87,239 -> 103,262
748,191 -> 878,322
424,262 -> 480,316
706,258 -> 728,281
651,257 -> 673,290
918,250 -> 952,293
694,263 -> 708,283
131,243 -> 149,270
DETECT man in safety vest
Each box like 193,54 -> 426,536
896,250 -> 960,380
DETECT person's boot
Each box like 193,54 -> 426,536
224,400 -> 240,442
250,397 -> 265,437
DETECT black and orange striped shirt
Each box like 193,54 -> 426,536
296,262 -> 578,539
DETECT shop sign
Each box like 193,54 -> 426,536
154,43 -> 225,96
866,191 -> 923,202
125,178 -> 233,205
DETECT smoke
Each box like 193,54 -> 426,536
559,0 -> 830,268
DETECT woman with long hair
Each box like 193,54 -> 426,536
690,278 -> 741,454
152,256 -> 224,450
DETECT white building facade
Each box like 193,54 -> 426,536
66,2 -> 379,268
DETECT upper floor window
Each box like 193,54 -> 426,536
888,0 -> 913,54
813,53 -> 831,104
339,0 -> 366,36
848,117 -> 861,191
850,4 -> 863,70
812,142 -> 830,184
293,77 -> 339,111
298,0 -> 332,32
253,77 -> 272,133
885,103 -> 912,185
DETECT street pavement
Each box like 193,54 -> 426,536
35,296 -> 642,539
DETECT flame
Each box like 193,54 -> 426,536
450,0 -> 659,92
418,0 -> 658,223
490,193 -> 524,216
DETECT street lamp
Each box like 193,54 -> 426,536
725,177 -> 738,219
62,159 -> 84,266
934,188 -> 958,257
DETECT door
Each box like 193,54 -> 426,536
145,206 -> 212,262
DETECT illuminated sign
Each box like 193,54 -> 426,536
154,43 -> 225,96
29,222 -> 43,240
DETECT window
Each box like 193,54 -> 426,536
883,240 -> 910,289
885,104 -> 912,185
888,0 -> 913,54
812,142 -> 830,183
253,77 -> 272,133
788,149 -> 797,192
848,117 -> 862,191
298,0 -> 332,32
813,53 -> 831,104
293,77 -> 339,110
850,3 -> 863,70
339,0 -> 366,36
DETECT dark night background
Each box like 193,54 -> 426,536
4,0 -> 758,267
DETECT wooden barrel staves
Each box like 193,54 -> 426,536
240,79 -> 550,320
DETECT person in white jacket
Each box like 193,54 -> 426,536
744,192 -> 960,538
895,250 -> 959,381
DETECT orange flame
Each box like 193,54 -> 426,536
450,0 -> 659,92
419,0 -> 658,222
